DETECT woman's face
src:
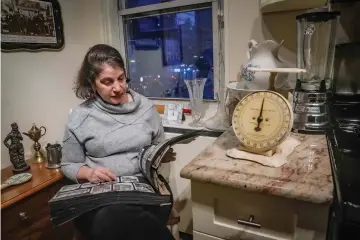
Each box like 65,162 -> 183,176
94,64 -> 128,105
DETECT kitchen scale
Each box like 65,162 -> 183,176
231,90 -> 294,157
226,67 -> 303,164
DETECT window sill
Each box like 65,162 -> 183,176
163,125 -> 223,138
150,98 -> 217,109
155,99 -> 227,136
149,97 -> 217,103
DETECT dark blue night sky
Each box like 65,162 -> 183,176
125,0 -> 214,100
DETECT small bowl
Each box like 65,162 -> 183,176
226,81 -> 260,101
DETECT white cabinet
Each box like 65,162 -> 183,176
162,132 -> 217,234
260,0 -> 327,13
193,231 -> 225,240
191,181 -> 329,240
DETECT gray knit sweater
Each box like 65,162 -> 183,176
60,90 -> 165,183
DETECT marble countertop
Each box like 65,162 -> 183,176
180,128 -> 333,204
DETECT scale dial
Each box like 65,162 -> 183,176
232,91 -> 293,153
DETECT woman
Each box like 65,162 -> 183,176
61,44 -> 175,240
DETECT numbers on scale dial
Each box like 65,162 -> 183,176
232,91 -> 293,152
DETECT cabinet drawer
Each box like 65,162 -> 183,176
191,182 -> 296,240
1,182 -> 64,239
193,231 -> 225,240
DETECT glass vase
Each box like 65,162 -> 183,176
184,78 -> 207,127
204,92 -> 230,132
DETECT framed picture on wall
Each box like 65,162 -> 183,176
1,0 -> 65,52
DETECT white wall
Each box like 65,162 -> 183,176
1,0 -> 104,168
224,0 -> 303,86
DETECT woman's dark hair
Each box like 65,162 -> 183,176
74,44 -> 126,100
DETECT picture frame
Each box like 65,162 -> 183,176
162,103 -> 183,125
1,0 -> 65,52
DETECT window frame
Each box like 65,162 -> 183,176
117,0 -> 224,102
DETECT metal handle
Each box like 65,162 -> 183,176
19,212 -> 28,221
237,215 -> 261,228
40,126 -> 47,137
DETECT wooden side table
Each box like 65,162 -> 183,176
1,162 -> 74,240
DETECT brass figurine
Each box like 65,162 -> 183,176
3,123 -> 30,173
23,123 -> 47,164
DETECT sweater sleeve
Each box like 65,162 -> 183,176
60,126 -> 86,183
151,106 -> 165,144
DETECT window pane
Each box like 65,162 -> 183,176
124,0 -> 175,9
125,8 -> 214,100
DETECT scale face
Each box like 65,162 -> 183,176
232,91 -> 293,153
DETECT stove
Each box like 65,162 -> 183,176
326,96 -> 360,239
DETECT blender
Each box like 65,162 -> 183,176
292,10 -> 340,133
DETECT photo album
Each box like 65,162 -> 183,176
48,129 -> 203,226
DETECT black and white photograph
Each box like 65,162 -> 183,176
2,0 -> 55,41
80,182 -> 100,189
90,183 -> 112,195
133,183 -> 155,193
113,183 -> 135,192
58,184 -> 81,192
53,188 -> 90,200
1,0 -> 64,51
120,176 -> 139,183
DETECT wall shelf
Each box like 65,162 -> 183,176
260,0 -> 327,13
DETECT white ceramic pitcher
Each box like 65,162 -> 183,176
241,39 -> 288,90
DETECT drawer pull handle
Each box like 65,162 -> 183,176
19,212 -> 28,221
237,215 -> 261,228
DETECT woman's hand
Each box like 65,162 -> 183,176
162,148 -> 176,163
85,167 -> 117,183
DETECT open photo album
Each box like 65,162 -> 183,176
48,129 -> 203,226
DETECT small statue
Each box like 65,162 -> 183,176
3,123 -> 30,173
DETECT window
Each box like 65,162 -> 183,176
118,0 -> 223,100
123,0 -> 176,9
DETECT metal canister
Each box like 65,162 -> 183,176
45,143 -> 62,169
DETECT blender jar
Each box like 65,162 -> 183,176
296,11 -> 340,91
